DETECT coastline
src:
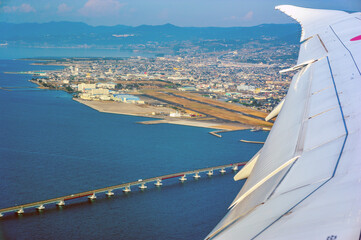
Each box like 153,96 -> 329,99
74,98 -> 252,131
26,78 -> 268,132
22,67 -> 269,132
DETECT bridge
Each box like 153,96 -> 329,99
0,161 -> 247,217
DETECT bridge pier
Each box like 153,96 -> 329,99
154,179 -> 162,187
57,200 -> 65,206
179,175 -> 187,182
139,183 -> 147,190
88,193 -> 96,200
193,172 -> 201,179
16,208 -> 24,215
106,190 -> 114,197
123,186 -> 131,193
37,205 -> 45,211
0,161 -> 248,216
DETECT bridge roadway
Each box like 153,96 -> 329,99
0,161 -> 247,217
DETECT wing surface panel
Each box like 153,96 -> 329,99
258,132 -> 361,239
206,5 -> 361,240
308,87 -> 338,119
211,181 -> 325,240
303,107 -> 345,151
207,54 -> 313,239
329,17 -> 361,72
228,64 -> 312,208
296,34 -> 327,64
273,136 -> 344,194
208,167 -> 295,239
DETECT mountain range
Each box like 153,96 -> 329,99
0,22 -> 300,48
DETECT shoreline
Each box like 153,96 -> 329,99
74,98 -> 253,131
25,74 -> 268,132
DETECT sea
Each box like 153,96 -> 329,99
0,48 -> 267,240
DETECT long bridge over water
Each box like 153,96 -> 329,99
0,161 -> 247,217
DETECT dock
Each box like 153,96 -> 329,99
0,161 -> 246,217
208,129 -> 232,138
209,131 -> 222,138
240,139 -> 265,144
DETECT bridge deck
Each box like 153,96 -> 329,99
0,161 -> 246,216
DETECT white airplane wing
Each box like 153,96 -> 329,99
206,5 -> 361,240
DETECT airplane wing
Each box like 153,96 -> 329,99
206,5 -> 361,240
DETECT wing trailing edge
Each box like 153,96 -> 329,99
206,5 -> 361,240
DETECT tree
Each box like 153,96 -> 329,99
65,86 -> 73,92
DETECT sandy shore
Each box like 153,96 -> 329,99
74,99 -> 251,131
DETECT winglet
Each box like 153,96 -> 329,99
275,5 -> 349,42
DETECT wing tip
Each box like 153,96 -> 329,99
275,5 -> 305,42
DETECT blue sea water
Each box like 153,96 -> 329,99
0,47 -> 156,60
0,59 -> 267,240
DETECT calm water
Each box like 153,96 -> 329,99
0,59 -> 267,240
0,47 -> 156,59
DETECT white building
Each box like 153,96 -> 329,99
78,83 -> 96,92
91,88 -> 109,95
99,95 -> 112,101
237,85 -> 256,91
170,112 -> 182,117
96,82 -> 117,89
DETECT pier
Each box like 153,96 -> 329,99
209,131 -> 222,138
0,161 -> 246,218
208,129 -> 231,138
240,139 -> 265,144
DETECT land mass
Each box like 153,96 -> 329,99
0,22 -> 300,54
74,98 -> 255,131
23,54 -> 281,131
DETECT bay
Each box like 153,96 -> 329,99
0,47 -> 156,60
0,59 -> 267,240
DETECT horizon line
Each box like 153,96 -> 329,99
0,21 -> 299,28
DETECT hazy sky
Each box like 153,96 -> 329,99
0,0 -> 360,27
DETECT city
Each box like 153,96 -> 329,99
1,1 -> 359,240
26,41 -> 298,129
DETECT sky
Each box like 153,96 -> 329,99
0,0 -> 360,27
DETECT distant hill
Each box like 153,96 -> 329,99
0,22 -> 301,47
